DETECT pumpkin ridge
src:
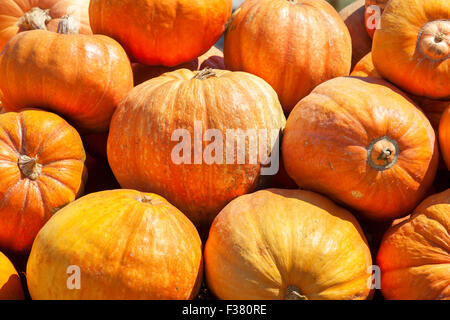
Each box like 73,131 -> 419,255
39,171 -> 78,195
34,122 -> 74,158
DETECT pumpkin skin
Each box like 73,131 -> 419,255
339,0 -> 373,69
132,46 -> 225,86
0,24 -> 133,132
364,0 -> 388,38
350,53 -> 381,78
377,189 -> 450,300
26,189 -> 203,300
108,69 -> 286,227
0,251 -> 24,300
0,110 -> 86,253
0,0 -> 92,50
224,0 -> 352,113
204,189 -> 373,300
282,76 -> 438,221
89,0 -> 232,67
372,0 -> 450,99
440,107 -> 450,170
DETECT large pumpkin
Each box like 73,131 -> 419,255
377,189 -> 450,300
364,0 -> 388,38
372,0 -> 450,99
282,76 -> 438,221
0,17 -> 133,132
89,0 -> 232,67
26,189 -> 203,300
0,110 -> 86,252
204,189 -> 373,300
132,46 -> 225,86
0,0 -> 92,50
0,251 -> 24,300
224,0 -> 352,113
440,107 -> 450,170
108,69 -> 286,227
339,0 -> 373,69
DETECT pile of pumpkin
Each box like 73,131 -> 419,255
0,0 -> 448,301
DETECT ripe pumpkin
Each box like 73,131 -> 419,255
350,53 -> 381,78
0,17 -> 133,132
0,110 -> 86,252
26,189 -> 203,300
204,189 -> 373,300
339,0 -> 373,68
89,0 -> 232,67
377,189 -> 450,300
132,46 -> 225,86
282,76 -> 438,221
0,251 -> 24,300
224,0 -> 352,113
108,69 -> 286,227
364,0 -> 388,38
440,107 -> 450,170
372,0 -> 450,99
0,0 -> 92,50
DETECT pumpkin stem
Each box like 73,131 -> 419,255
417,20 -> 449,62
285,285 -> 308,300
367,136 -> 399,171
139,195 -> 154,204
193,68 -> 216,80
18,155 -> 42,180
56,15 -> 80,35
17,7 -> 51,31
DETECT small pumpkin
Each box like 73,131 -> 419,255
350,53 -> 381,78
440,107 -> 450,170
282,76 -> 438,221
204,189 -> 373,300
377,189 -> 450,300
0,110 -> 86,252
339,0 -> 373,68
0,251 -> 24,300
364,0 -> 388,38
108,69 -> 286,227
26,189 -> 203,300
224,0 -> 352,113
132,46 -> 225,86
372,0 -> 450,99
0,0 -> 92,50
0,17 -> 133,132
89,0 -> 232,67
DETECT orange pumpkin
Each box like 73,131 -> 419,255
350,53 -> 381,78
108,69 -> 286,227
205,189 -> 373,300
0,0 -> 92,50
224,0 -> 352,113
0,110 -> 86,252
26,189 -> 203,300
440,107 -> 450,170
372,0 -> 450,99
89,0 -> 232,67
377,189 -> 450,300
339,0 -> 373,68
282,76 -> 438,221
0,17 -> 133,132
132,46 -> 225,86
364,0 -> 388,38
0,251 -> 24,300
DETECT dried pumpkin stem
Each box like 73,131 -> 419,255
18,155 -> 42,180
417,20 -> 449,62
285,285 -> 308,300
17,7 -> 51,31
56,15 -> 80,35
193,68 -> 216,80
367,136 -> 399,171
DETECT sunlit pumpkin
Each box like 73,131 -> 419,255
282,76 -> 438,221
205,189 -> 373,300
377,189 -> 450,300
440,107 -> 450,170
0,251 -> 24,300
26,189 -> 203,300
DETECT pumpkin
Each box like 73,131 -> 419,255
132,46 -> 225,86
440,107 -> 450,170
377,189 -> 450,300
0,17 -> 133,133
204,189 -> 373,300
372,0 -> 450,99
364,0 -> 388,38
0,251 -> 24,300
0,0 -> 92,50
108,69 -> 286,227
224,0 -> 352,113
350,53 -> 381,78
339,0 -> 373,69
0,110 -> 86,252
282,76 -> 438,221
89,0 -> 232,67
26,189 -> 203,300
